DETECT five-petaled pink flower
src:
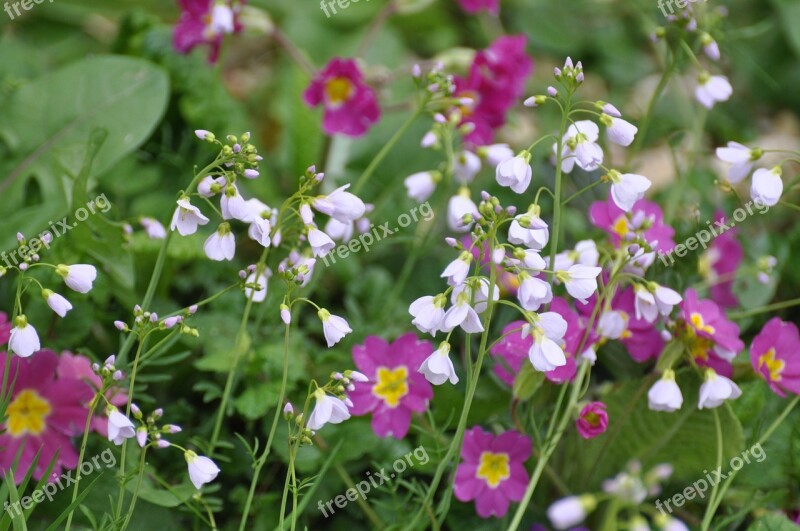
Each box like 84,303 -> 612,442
456,0 -> 500,15
590,196 -> 676,255
699,211 -> 742,309
172,0 -> 244,63
347,334 -> 433,439
454,426 -> 531,518
680,288 -> 744,377
750,317 -> 800,397
576,402 -> 608,439
304,58 -> 381,137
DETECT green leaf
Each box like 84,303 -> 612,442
512,362 -> 545,401
747,513 -> 800,530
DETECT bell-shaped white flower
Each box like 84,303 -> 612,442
716,142 -> 760,184
695,73 -> 732,109
648,370 -> 683,412
108,410 -> 136,445
608,170 -> 651,212
244,270 -> 271,303
248,216 -> 273,247
597,310 -> 628,340
517,271 -> 553,311
451,277 -> 499,314
495,152 -> 532,194
698,369 -> 742,409
170,198 -> 209,236
185,451 -> 221,489
324,218 -> 354,242
409,294 -> 446,336
418,342 -> 459,385
442,290 -> 484,334
307,226 -> 335,257
204,224 -> 236,261
481,143 -> 514,167
306,388 -> 351,430
208,4 -> 235,34
312,184 -> 366,222
527,312 -> 568,372
634,285 -> 658,323
197,176 -> 225,198
140,217 -> 167,240
447,190 -> 479,232
440,252 -> 472,287
508,212 -> 549,250
750,167 -> 783,207
8,315 -> 40,358
453,150 -> 482,184
56,264 -> 97,294
556,265 -> 602,304
318,309 -> 352,347
562,120 -> 603,172
600,113 -> 638,147
43,289 -> 72,318
404,171 -> 438,202
220,185 -> 249,221
653,284 -> 682,316
547,495 -> 596,530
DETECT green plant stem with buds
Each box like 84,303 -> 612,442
64,393 -> 99,531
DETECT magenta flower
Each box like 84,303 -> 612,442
576,402 -> 608,439
348,334 -> 433,438
454,427 -> 531,518
589,196 -> 676,253
750,318 -> 800,397
455,36 -> 533,146
700,212 -> 742,309
172,0 -> 244,63
456,0 -> 499,15
0,311 -> 10,345
0,350 -> 92,483
304,58 -> 381,137
680,288 -> 744,377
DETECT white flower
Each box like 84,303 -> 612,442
447,191 -> 479,232
481,143 -> 514,167
634,285 -> 658,323
550,240 -> 599,271
648,370 -> 683,412
508,213 -> 549,250
418,342 -> 459,385
307,226 -> 335,257
453,150 -> 481,184
140,217 -> 166,239
324,218 -> 354,242
654,285 -> 682,316
8,315 -> 40,358
514,249 -> 546,271
601,113 -> 638,146
220,185 -> 249,221
442,290 -> 484,334
750,167 -> 783,207
108,410 -> 136,445
716,141 -> 759,184
409,294 -> 447,336
197,176 -> 225,198
203,224 -> 236,261
495,153 -> 532,194
608,170 -> 651,212
170,198 -> 209,236
547,495 -> 595,530
517,272 -> 553,311
244,270 -> 271,303
440,252 -> 472,286
306,388 -> 351,430
185,451 -> 221,490
248,217 -> 273,247
208,4 -> 234,34
557,265 -> 602,304
56,264 -> 97,294
698,369 -> 742,409
404,171 -> 438,202
559,120 -> 603,172
44,290 -> 72,318
318,309 -> 352,347
241,198 -> 272,224
527,312 -> 568,372
451,278 -> 498,314
597,310 -> 627,340
659,517 -> 690,531
695,74 -> 732,109
701,33 -> 720,61
313,184 -> 366,222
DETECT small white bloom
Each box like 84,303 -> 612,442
451,278 -> 499,314
517,272 -> 553,311
313,184 -> 366,222
244,270 -> 271,303
496,152 -> 533,194
409,294 -> 447,336
701,33 -> 720,61
601,113 -> 638,147
557,265 -> 602,304
140,217 -> 167,239
654,285 -> 682,316
715,142 -> 759,184
44,290 -> 72,318
527,312 -> 568,372
170,198 -> 209,236
547,495 -> 596,530
8,315 -> 40,358
597,310 -> 628,340
324,218 -> 354,242
608,170 -> 651,212
220,185 -> 249,221
404,171 -> 438,202
318,309 -> 352,347
204,224 -> 236,261
55,264 -> 97,294
442,290 -> 484,334
453,151 -> 481,184
185,451 -> 221,489
108,410 -> 136,445
695,74 -> 732,109
648,370 -> 683,412
441,252 -> 472,286
420,131 -> 437,148
482,143 -> 514,167
418,342 -> 459,385
508,213 -> 549,250
447,191 -> 479,232
307,226 -> 335,257
208,4 -> 234,35
306,388 -> 351,430
248,216 -> 273,247
750,166 -> 783,207
559,120 -> 603,172
698,369 -> 742,409
197,176 -> 225,198
634,285 -> 658,323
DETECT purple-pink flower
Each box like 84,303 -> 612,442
576,402 -> 608,439
304,58 -> 381,137
590,196 -> 676,253
750,317 -> 800,397
0,311 -> 11,345
680,288 -> 744,377
172,0 -> 245,63
456,0 -> 499,15
454,427 -> 531,518
347,334 -> 433,438
700,211 -> 742,309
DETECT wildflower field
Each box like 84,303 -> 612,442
2,0 -> 800,529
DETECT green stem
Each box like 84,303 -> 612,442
278,440 -> 296,530
727,297 -> 800,320
547,95 -> 572,285
64,394 -> 98,531
561,179 -> 604,206
120,446 -> 148,531
699,409 -> 724,530
116,338 -> 148,518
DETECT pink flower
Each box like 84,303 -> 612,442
454,427 -> 531,518
455,36 -> 533,146
0,311 -> 11,346
456,0 -> 499,15
304,58 -> 381,137
699,212 -> 742,309
576,402 -> 608,439
750,318 -> 800,397
0,350 -> 92,483
172,0 -> 245,63
680,289 -> 744,377
589,196 -> 675,253
347,334 -> 433,439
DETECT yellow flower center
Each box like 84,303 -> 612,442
612,216 -> 629,238
619,311 -> 632,339
372,367 -> 409,408
583,412 -> 601,427
6,390 -> 51,437
690,313 -> 716,335
476,451 -> 510,488
758,348 -> 785,382
684,325 -> 714,361
325,77 -> 355,107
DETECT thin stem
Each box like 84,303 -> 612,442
547,95 -> 571,286
561,179 -> 604,206
699,409 -> 724,530
727,297 -> 800,320
357,0 -> 396,57
120,446 -> 148,531
64,393 -> 98,531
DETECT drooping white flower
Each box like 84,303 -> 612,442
698,369 -> 742,409
208,3 -> 235,35
508,212 -> 549,250
140,217 -> 167,239
495,152 -> 532,194
307,226 -> 335,257
634,284 -> 658,323
220,185 -> 249,221
440,252 -> 472,286
409,294 -> 447,336
447,190 -> 479,232
318,309 -> 352,347
306,388 -> 351,430
442,290 -> 484,334
658,516 -> 690,531
559,120 -> 603,173
648,370 -> 683,412
750,166 -> 783,207
404,171 -> 438,202
653,285 -> 682,316
695,73 -> 732,109
608,170 -> 651,212
323,218 -> 354,242
600,113 -> 638,147
197,176 -> 225,198
453,150 -> 481,184
108,410 -> 136,445
8,315 -> 40,358
204,224 -> 236,261
481,143 -> 514,167
248,216 -> 273,247
701,32 -> 720,61
244,270 -> 271,303
56,264 -> 97,294
170,198 -> 209,236
185,451 -> 221,490
313,184 -> 366,222
418,342 -> 459,385
715,142 -> 760,184
451,277 -> 499,314
43,289 -> 72,318
527,312 -> 568,372
550,240 -> 599,271
547,495 -> 596,530
517,271 -> 553,311
556,265 -> 602,304
597,310 -> 628,340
